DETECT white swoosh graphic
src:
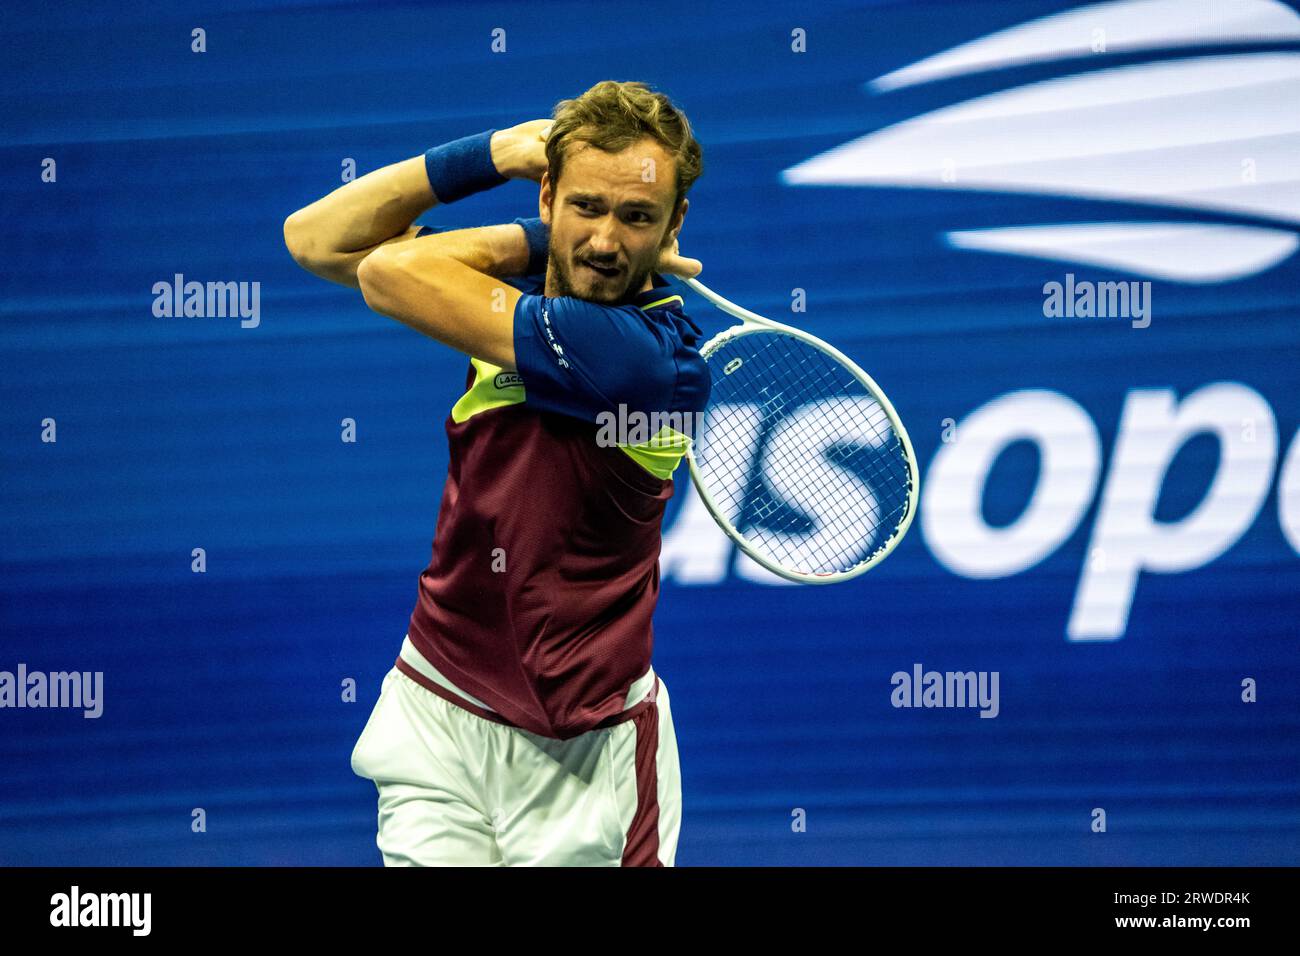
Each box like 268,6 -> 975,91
947,222 -> 1300,282
785,53 -> 1300,229
872,0 -> 1300,92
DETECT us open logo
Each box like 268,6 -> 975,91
655,1 -> 1300,632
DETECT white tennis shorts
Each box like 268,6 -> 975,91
351,636 -> 681,866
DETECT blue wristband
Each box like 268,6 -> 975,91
424,129 -> 507,204
511,217 -> 550,276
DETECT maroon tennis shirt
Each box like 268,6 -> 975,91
403,272 -> 710,739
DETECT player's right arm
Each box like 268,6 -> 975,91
283,120 -> 551,289
283,156 -> 435,289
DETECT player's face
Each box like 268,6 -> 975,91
540,136 -> 682,305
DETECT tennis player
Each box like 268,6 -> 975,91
284,80 -> 708,866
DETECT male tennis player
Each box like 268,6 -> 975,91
284,80 -> 708,866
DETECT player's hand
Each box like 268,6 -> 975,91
656,231 -> 702,279
490,120 -> 552,183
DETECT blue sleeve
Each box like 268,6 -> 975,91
511,217 -> 549,276
513,293 -> 678,422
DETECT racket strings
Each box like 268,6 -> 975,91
695,330 -> 913,575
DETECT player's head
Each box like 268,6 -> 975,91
539,80 -> 703,304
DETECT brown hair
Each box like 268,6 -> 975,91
545,80 -> 703,214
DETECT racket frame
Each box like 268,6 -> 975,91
681,277 -> 920,584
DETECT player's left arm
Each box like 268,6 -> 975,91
356,222 -> 534,369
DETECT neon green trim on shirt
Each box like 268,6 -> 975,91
638,294 -> 684,311
451,358 -> 526,424
616,425 -> 692,480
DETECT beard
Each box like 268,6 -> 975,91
547,246 -> 653,306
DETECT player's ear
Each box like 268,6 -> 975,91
663,198 -> 688,247
539,172 -> 552,226
670,198 -> 688,238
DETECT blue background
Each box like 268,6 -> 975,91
2,0 -> 1297,865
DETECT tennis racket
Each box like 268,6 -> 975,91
681,277 -> 919,584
